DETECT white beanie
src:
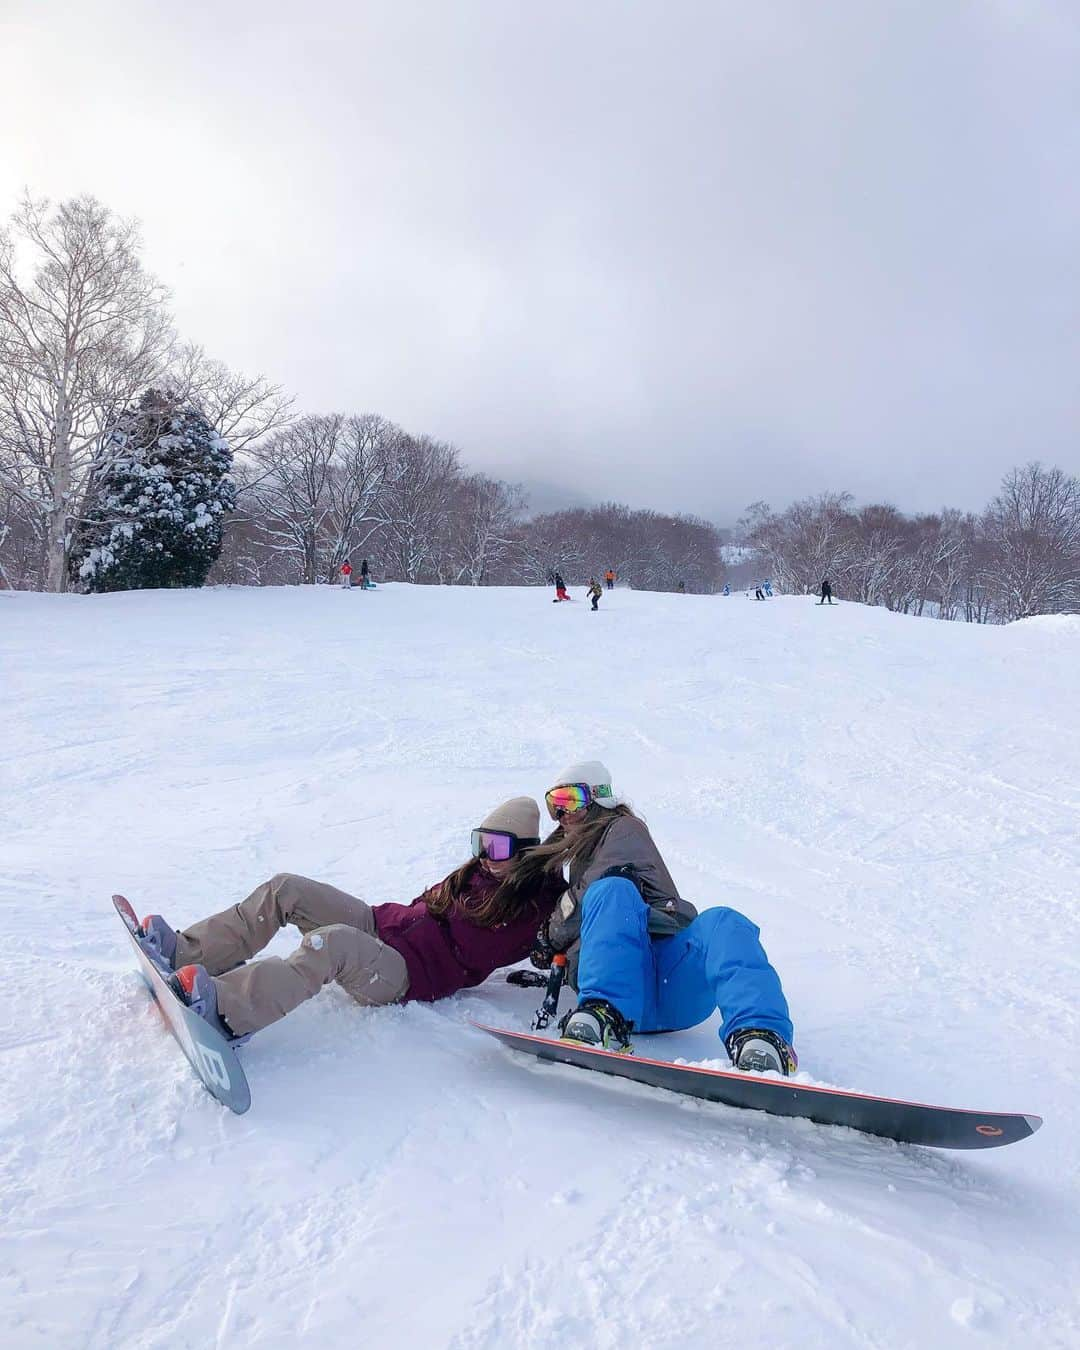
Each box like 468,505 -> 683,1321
479,796 -> 541,838
549,760 -> 621,809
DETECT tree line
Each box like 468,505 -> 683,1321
0,194 -> 719,595
741,466 -> 1080,622
214,417 -> 723,593
2,194 -> 1077,618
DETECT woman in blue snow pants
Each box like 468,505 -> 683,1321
541,760 -> 797,1072
577,876 -> 793,1046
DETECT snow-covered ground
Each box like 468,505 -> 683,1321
2,583 -> 1078,1349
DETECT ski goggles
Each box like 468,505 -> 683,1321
470,828 -> 540,862
544,782 -> 613,819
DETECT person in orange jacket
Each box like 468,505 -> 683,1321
340,560 -> 353,588
604,569 -> 616,590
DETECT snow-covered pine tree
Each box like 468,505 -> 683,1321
72,388 -> 236,591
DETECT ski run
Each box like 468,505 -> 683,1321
2,583 -> 1078,1349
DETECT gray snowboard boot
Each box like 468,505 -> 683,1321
140,914 -> 179,969
725,1027 -> 797,1076
559,999 -> 633,1054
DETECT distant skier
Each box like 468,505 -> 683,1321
754,582 -> 765,601
676,580 -> 686,594
137,800 -> 562,1040
587,579 -> 603,611
535,761 -> 796,1073
553,572 -> 570,602
763,580 -> 773,598
722,583 -> 731,597
340,560 -> 353,588
818,577 -> 834,605
360,558 -> 372,589
604,569 -> 616,590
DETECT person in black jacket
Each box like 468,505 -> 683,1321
819,577 -> 834,605
532,760 -> 796,1073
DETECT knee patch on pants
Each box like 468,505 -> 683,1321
580,876 -> 644,917
304,924 -> 410,1006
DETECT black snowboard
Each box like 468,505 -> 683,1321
473,1022 -> 1041,1151
114,895 -> 251,1114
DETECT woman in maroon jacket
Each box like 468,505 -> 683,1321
139,798 -> 561,1041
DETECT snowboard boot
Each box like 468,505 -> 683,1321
140,914 -> 179,969
172,965 -> 246,1044
725,1027 -> 797,1076
559,999 -> 633,1054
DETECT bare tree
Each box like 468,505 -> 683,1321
323,414 -> 396,574
381,434 -> 460,582
446,473 -> 525,585
240,412 -> 397,583
741,493 -> 856,595
510,502 -> 721,592
0,195 -> 173,590
983,462 -> 1080,620
0,449 -> 45,587
847,504 -> 909,609
247,415 -> 342,583
512,513 -> 586,586
169,342 -> 294,455
905,510 -> 969,619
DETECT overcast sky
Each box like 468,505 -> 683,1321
3,1 -> 1078,521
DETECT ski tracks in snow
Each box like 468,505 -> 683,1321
2,587 -> 1078,1348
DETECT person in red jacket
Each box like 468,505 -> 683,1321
340,560 -> 353,588
138,799 -> 562,1040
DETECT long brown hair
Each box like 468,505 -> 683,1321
423,842 -> 557,929
424,803 -> 638,928
525,803 -> 637,876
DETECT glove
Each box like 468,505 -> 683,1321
529,924 -> 556,970
505,969 -> 547,988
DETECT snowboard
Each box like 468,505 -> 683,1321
472,1022 -> 1041,1151
113,895 -> 251,1114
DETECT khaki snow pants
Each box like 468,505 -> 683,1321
174,873 -> 410,1037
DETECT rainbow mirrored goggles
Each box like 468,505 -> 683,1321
470,828 -> 540,862
544,782 -> 614,819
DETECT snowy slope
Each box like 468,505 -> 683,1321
1,584 -> 1078,1350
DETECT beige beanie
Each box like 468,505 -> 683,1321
479,796 -> 542,838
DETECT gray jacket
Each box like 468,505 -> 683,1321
547,814 -> 698,986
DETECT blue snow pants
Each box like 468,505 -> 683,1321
576,878 -> 794,1046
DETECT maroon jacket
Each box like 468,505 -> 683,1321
373,864 -> 561,1003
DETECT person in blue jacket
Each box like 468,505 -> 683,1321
534,761 -> 796,1073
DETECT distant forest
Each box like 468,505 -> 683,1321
3,195 -> 1078,622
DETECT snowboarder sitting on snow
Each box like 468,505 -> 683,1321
531,761 -> 797,1074
553,572 -> 570,602
587,579 -> 603,611
138,799 -> 563,1041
